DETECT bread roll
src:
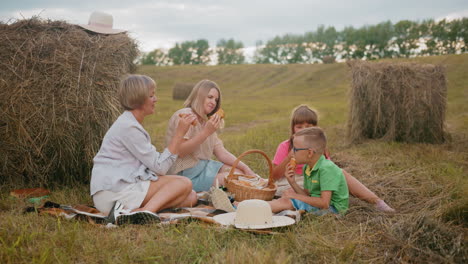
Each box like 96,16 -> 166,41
210,108 -> 225,119
289,158 -> 297,170
178,113 -> 197,126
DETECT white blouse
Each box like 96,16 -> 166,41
90,111 -> 177,195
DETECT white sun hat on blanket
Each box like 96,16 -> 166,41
213,199 -> 295,229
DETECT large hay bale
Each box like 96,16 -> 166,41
346,61 -> 447,144
172,83 -> 194,100
0,18 -> 138,186
322,55 -> 336,64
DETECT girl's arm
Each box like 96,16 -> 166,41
177,114 -> 222,157
272,151 -> 293,180
271,139 -> 293,180
213,145 -> 256,176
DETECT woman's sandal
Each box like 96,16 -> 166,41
115,211 -> 161,225
209,180 -> 236,213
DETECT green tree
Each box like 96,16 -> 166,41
168,39 -> 211,65
341,26 -> 366,59
460,18 -> 468,53
140,49 -> 170,66
216,38 -> 245,64
253,18 -> 467,64
193,39 -> 211,65
368,21 -> 394,59
394,20 -> 419,57
256,35 -> 307,64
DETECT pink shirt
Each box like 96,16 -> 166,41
272,140 -> 304,175
272,139 -> 331,175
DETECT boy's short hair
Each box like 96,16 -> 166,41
294,127 -> 327,154
290,105 -> 318,135
119,74 -> 156,110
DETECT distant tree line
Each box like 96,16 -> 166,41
139,18 -> 467,65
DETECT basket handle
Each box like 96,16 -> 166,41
227,149 -> 275,186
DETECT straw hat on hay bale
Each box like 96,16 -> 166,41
346,60 -> 447,144
0,17 -> 138,185
78,11 -> 126,35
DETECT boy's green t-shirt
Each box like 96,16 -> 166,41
303,155 -> 349,213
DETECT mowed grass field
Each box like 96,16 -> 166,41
1,54 -> 467,263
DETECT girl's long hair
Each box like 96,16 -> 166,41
184,80 -> 222,120
289,105 -> 318,150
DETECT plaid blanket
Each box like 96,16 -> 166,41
28,200 -> 302,230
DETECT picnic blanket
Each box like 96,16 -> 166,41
27,200 -> 303,229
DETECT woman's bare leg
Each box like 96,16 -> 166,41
135,175 -> 193,213
176,190 -> 197,207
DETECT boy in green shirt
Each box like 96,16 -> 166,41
267,127 -> 349,215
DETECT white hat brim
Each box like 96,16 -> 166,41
213,212 -> 295,229
78,24 -> 126,34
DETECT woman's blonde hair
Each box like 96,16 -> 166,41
184,80 -> 222,119
119,74 -> 155,110
290,105 -> 318,136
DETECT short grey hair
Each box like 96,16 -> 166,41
119,74 -> 156,110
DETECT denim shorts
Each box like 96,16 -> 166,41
178,159 -> 223,192
290,198 -> 338,216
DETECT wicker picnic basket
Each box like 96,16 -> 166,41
225,149 -> 277,202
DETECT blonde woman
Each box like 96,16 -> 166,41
91,75 -> 198,224
165,80 -> 255,192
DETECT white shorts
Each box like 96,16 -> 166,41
275,174 -> 304,196
93,180 -> 151,215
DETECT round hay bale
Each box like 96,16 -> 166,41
322,55 -> 336,64
346,60 -> 447,144
172,83 -> 194,100
0,17 -> 138,186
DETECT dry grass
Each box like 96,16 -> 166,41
331,143 -> 467,263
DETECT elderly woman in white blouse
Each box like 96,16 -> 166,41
90,75 -> 198,221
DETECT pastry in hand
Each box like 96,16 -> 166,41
210,108 -> 225,119
178,113 -> 197,126
289,158 -> 297,170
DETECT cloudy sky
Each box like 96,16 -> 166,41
1,0 -> 467,53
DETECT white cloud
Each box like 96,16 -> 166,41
1,1 -> 467,53
437,9 -> 468,21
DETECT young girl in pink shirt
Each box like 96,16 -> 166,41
272,105 -> 395,212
